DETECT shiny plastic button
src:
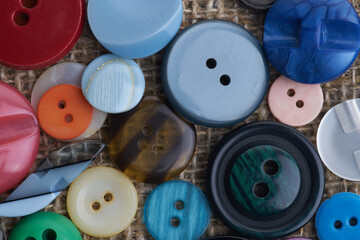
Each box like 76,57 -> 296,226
162,20 -> 269,127
144,180 -> 210,240
206,122 -> 324,239
0,0 -> 84,70
109,96 -> 196,183
8,212 -> 82,240
317,99 -> 360,181
0,81 -> 40,194
239,0 -> 275,10
88,0 -> 182,59
31,63 -> 107,141
81,54 -> 145,114
268,75 -> 323,126
67,167 -> 138,238
264,0 -> 360,84
316,192 -> 360,240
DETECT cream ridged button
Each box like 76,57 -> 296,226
67,167 -> 138,237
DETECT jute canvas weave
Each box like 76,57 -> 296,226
1,0 -> 360,239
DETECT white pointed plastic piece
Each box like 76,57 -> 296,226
31,63 -> 107,142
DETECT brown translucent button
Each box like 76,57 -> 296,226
109,96 -> 196,183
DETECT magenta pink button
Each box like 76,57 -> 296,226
268,76 -> 323,127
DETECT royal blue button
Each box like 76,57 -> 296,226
88,0 -> 183,59
162,20 -> 269,127
316,192 -> 360,240
144,180 -> 211,240
81,54 -> 145,114
264,0 -> 360,84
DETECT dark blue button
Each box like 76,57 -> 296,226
316,192 -> 360,240
264,0 -> 360,84
162,20 -> 269,127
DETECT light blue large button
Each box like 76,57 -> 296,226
162,20 -> 269,127
144,180 -> 210,240
87,0 -> 183,59
82,54 -> 145,114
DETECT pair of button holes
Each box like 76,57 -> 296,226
206,58 -> 231,86
91,193 -> 114,211
287,89 -> 304,108
57,100 -> 74,123
25,228 -> 57,240
170,200 -> 185,228
13,0 -> 38,26
253,160 -> 280,199
334,217 -> 358,229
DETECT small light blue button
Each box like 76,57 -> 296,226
162,20 -> 269,128
87,0 -> 183,59
264,0 -> 360,84
316,192 -> 360,240
82,54 -> 145,114
144,180 -> 210,240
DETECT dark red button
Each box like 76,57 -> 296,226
0,0 -> 85,70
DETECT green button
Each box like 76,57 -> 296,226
9,212 -> 82,240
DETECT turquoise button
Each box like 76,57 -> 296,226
81,54 -> 145,114
88,0 -> 183,59
144,180 -> 210,240
162,20 -> 269,127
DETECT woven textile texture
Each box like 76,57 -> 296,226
1,0 -> 360,239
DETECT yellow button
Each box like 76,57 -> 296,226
67,167 -> 138,237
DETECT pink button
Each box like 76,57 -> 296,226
268,76 -> 323,127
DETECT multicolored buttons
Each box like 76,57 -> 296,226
8,212 -> 82,240
316,193 -> 360,240
162,20 -> 269,127
317,99 -> 360,181
81,54 -> 145,114
206,122 -> 324,239
0,0 -> 85,70
264,0 -> 360,84
144,180 -> 210,240
268,76 -> 323,126
0,81 -> 39,194
67,167 -> 138,237
88,0 -> 183,58
31,63 -> 107,141
109,96 -> 196,183
239,0 -> 275,10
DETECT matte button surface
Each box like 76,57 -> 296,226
239,0 -> 275,10
162,20 -> 269,127
144,180 -> 210,240
264,0 -> 360,84
8,212 -> 82,240
82,54 -> 145,114
0,0 -> 84,70
206,122 -> 324,239
317,99 -> 360,181
109,96 -> 196,183
31,63 -> 107,141
0,81 -> 40,194
67,167 -> 138,238
268,75 -> 323,126
316,193 -> 360,240
88,0 -> 182,58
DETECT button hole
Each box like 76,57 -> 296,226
58,100 -> 66,109
137,139 -> 148,150
220,75 -> 231,86
13,11 -> 29,26
334,220 -> 343,229
91,202 -> 101,211
174,200 -> 184,210
262,160 -> 280,176
42,229 -> 57,240
296,100 -> 304,108
170,217 -> 181,227
152,145 -> 164,152
142,126 -> 153,136
22,0 -> 37,8
25,237 -> 36,240
65,114 -> 73,123
104,192 -> 113,202
287,88 -> 295,97
253,182 -> 270,199
350,217 -> 358,226
206,58 -> 217,69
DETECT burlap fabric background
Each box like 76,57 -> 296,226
1,0 -> 360,239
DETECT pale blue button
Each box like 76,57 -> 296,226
82,54 -> 145,114
162,20 -> 269,127
87,0 -> 183,59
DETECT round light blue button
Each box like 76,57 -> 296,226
81,54 -> 145,114
87,0 -> 183,59
316,192 -> 360,240
264,0 -> 360,84
144,180 -> 210,240
162,20 -> 269,127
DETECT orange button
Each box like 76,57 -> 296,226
38,84 -> 93,140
